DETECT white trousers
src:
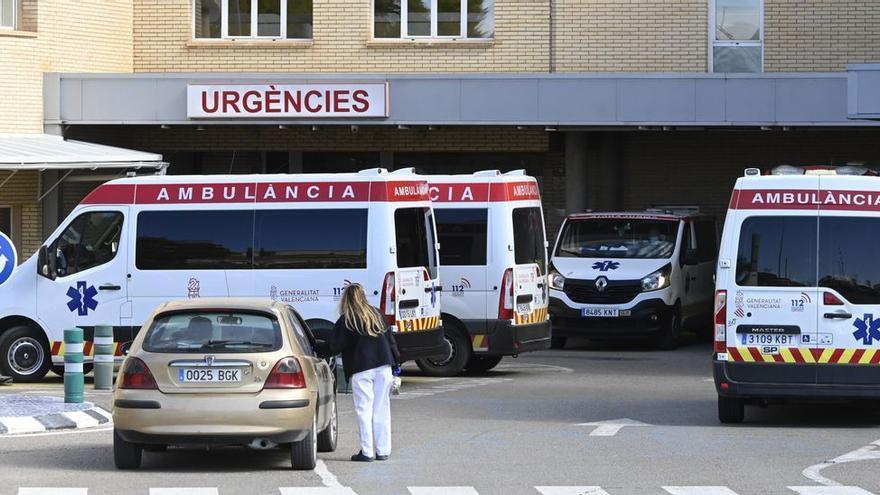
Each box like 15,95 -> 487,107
351,365 -> 393,457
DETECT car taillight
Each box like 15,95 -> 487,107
380,271 -> 396,325
264,357 -> 306,389
498,268 -> 514,320
714,290 -> 727,354
119,357 -> 158,390
824,292 -> 844,306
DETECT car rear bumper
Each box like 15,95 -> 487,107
478,319 -> 551,355
549,297 -> 672,339
115,429 -> 309,445
714,361 -> 880,400
394,326 -> 446,362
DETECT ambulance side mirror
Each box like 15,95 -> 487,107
37,246 -> 56,280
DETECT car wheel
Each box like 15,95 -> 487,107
718,395 -> 745,424
415,324 -> 471,377
0,326 -> 51,382
550,336 -> 567,349
290,412 -> 318,470
113,429 -> 143,469
317,395 -> 338,453
465,355 -> 503,373
656,309 -> 681,350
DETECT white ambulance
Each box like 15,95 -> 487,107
413,170 -> 551,376
549,210 -> 717,350
0,168 -> 445,382
714,165 -> 880,423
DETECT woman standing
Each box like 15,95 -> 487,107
330,283 -> 400,462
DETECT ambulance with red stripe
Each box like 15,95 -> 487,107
0,168 -> 446,382
413,170 -> 551,376
714,165 -> 880,422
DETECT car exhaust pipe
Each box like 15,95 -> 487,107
247,438 -> 277,450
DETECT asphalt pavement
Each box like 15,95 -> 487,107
1,336 -> 879,495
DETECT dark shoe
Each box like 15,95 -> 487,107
351,451 -> 374,462
375,454 -> 389,461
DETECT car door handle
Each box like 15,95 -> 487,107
98,284 -> 121,291
824,312 -> 852,319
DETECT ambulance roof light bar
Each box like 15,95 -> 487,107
757,165 -> 876,177
388,167 -> 416,175
473,170 -> 502,177
357,168 -> 389,176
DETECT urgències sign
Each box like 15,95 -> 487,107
187,83 -> 389,118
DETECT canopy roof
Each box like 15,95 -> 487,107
0,134 -> 165,171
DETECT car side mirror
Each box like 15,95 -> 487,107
681,248 -> 699,266
37,246 -> 56,280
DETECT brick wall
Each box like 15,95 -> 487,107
0,171 -> 42,258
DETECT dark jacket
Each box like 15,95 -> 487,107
329,308 -> 400,380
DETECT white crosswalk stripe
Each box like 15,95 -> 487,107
149,489 -> 219,495
535,487 -> 612,495
663,487 -> 740,495
789,487 -> 876,495
408,488 -> 480,495
279,489 -> 358,495
18,489 -> 87,495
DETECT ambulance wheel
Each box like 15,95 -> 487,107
415,325 -> 471,377
465,355 -> 503,373
550,336 -> 567,349
0,325 -> 51,382
655,309 -> 681,350
718,396 -> 745,424
113,429 -> 143,469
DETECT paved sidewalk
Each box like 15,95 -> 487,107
0,394 -> 111,434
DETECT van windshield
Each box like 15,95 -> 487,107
143,311 -> 283,353
556,218 -> 679,259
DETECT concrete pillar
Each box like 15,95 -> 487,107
564,131 -> 589,214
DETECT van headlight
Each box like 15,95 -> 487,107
641,264 -> 672,292
549,271 -> 566,290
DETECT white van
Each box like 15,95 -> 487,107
549,211 -> 717,349
0,168 -> 446,382
714,165 -> 880,423
413,170 -> 551,376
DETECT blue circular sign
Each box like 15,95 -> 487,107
0,232 -> 17,287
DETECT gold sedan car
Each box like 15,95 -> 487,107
112,298 -> 337,470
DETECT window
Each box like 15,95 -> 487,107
736,216 -> 816,287
143,311 -> 282,353
555,218 -> 679,260
287,308 -> 316,356
136,210 -> 253,270
374,0 -> 493,39
711,0 -> 762,72
435,209 -> 487,266
512,207 -> 546,273
694,220 -> 718,263
194,0 -> 312,39
395,207 -> 438,278
819,218 -> 880,305
254,209 -> 368,269
52,211 -> 124,278
0,0 -> 15,29
0,207 -> 10,237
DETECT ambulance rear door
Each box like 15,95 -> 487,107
509,205 -> 548,326
393,206 -> 441,332
816,175 -> 880,384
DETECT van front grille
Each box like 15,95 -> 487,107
563,278 -> 642,305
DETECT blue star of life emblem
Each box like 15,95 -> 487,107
66,281 -> 99,316
852,313 -> 880,346
592,260 -> 620,272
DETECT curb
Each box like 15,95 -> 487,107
0,405 -> 112,435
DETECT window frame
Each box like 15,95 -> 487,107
193,0 -> 312,40
51,210 -> 125,279
709,0 -> 764,73
372,0 -> 492,39
0,0 -> 15,30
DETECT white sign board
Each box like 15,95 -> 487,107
186,83 -> 389,119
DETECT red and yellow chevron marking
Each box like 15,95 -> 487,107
514,306 -> 549,325
395,315 -> 441,333
728,347 -> 880,365
51,341 -> 124,357
472,335 -> 489,351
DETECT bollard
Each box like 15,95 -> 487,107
334,355 -> 351,394
63,327 -> 84,403
93,325 -> 114,390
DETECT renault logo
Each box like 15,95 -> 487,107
595,277 -> 609,292
204,355 -> 215,366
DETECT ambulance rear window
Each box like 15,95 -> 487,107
736,216 -> 817,287
395,207 -> 438,278
512,207 -> 547,272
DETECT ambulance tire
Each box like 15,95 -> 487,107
655,308 -> 681,350
550,336 -> 567,349
0,325 -> 51,382
113,429 -> 143,469
415,324 -> 471,377
718,395 -> 745,424
465,355 -> 503,373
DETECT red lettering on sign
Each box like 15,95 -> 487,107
202,91 -> 219,113
428,184 -> 490,202
352,90 -> 369,113
731,189 -> 880,211
305,90 -> 322,113
222,91 -> 241,113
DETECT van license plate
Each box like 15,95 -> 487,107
740,334 -> 798,347
582,308 -> 619,317
516,303 -> 531,315
178,368 -> 241,383
399,309 -> 417,319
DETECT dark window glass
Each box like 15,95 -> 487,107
52,211 -> 124,277
194,0 -> 222,38
736,216 -> 817,287
255,209 -> 367,269
695,220 -> 718,262
287,308 -> 316,356
286,0 -> 312,38
819,217 -> 880,304
395,207 -> 438,277
136,210 -> 253,270
512,207 -> 546,273
228,0 -> 252,36
374,0 -> 401,37
143,311 -> 282,353
556,218 -> 678,259
438,0 -> 460,36
466,0 -> 493,38
394,152 -> 542,177
302,152 -> 380,173
435,208 -> 487,266
408,0 -> 431,36
0,206 -> 10,237
257,0 -> 281,37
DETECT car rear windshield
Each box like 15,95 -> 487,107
142,311 -> 283,353
556,218 -> 678,259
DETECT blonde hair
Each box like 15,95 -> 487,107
340,283 -> 386,337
